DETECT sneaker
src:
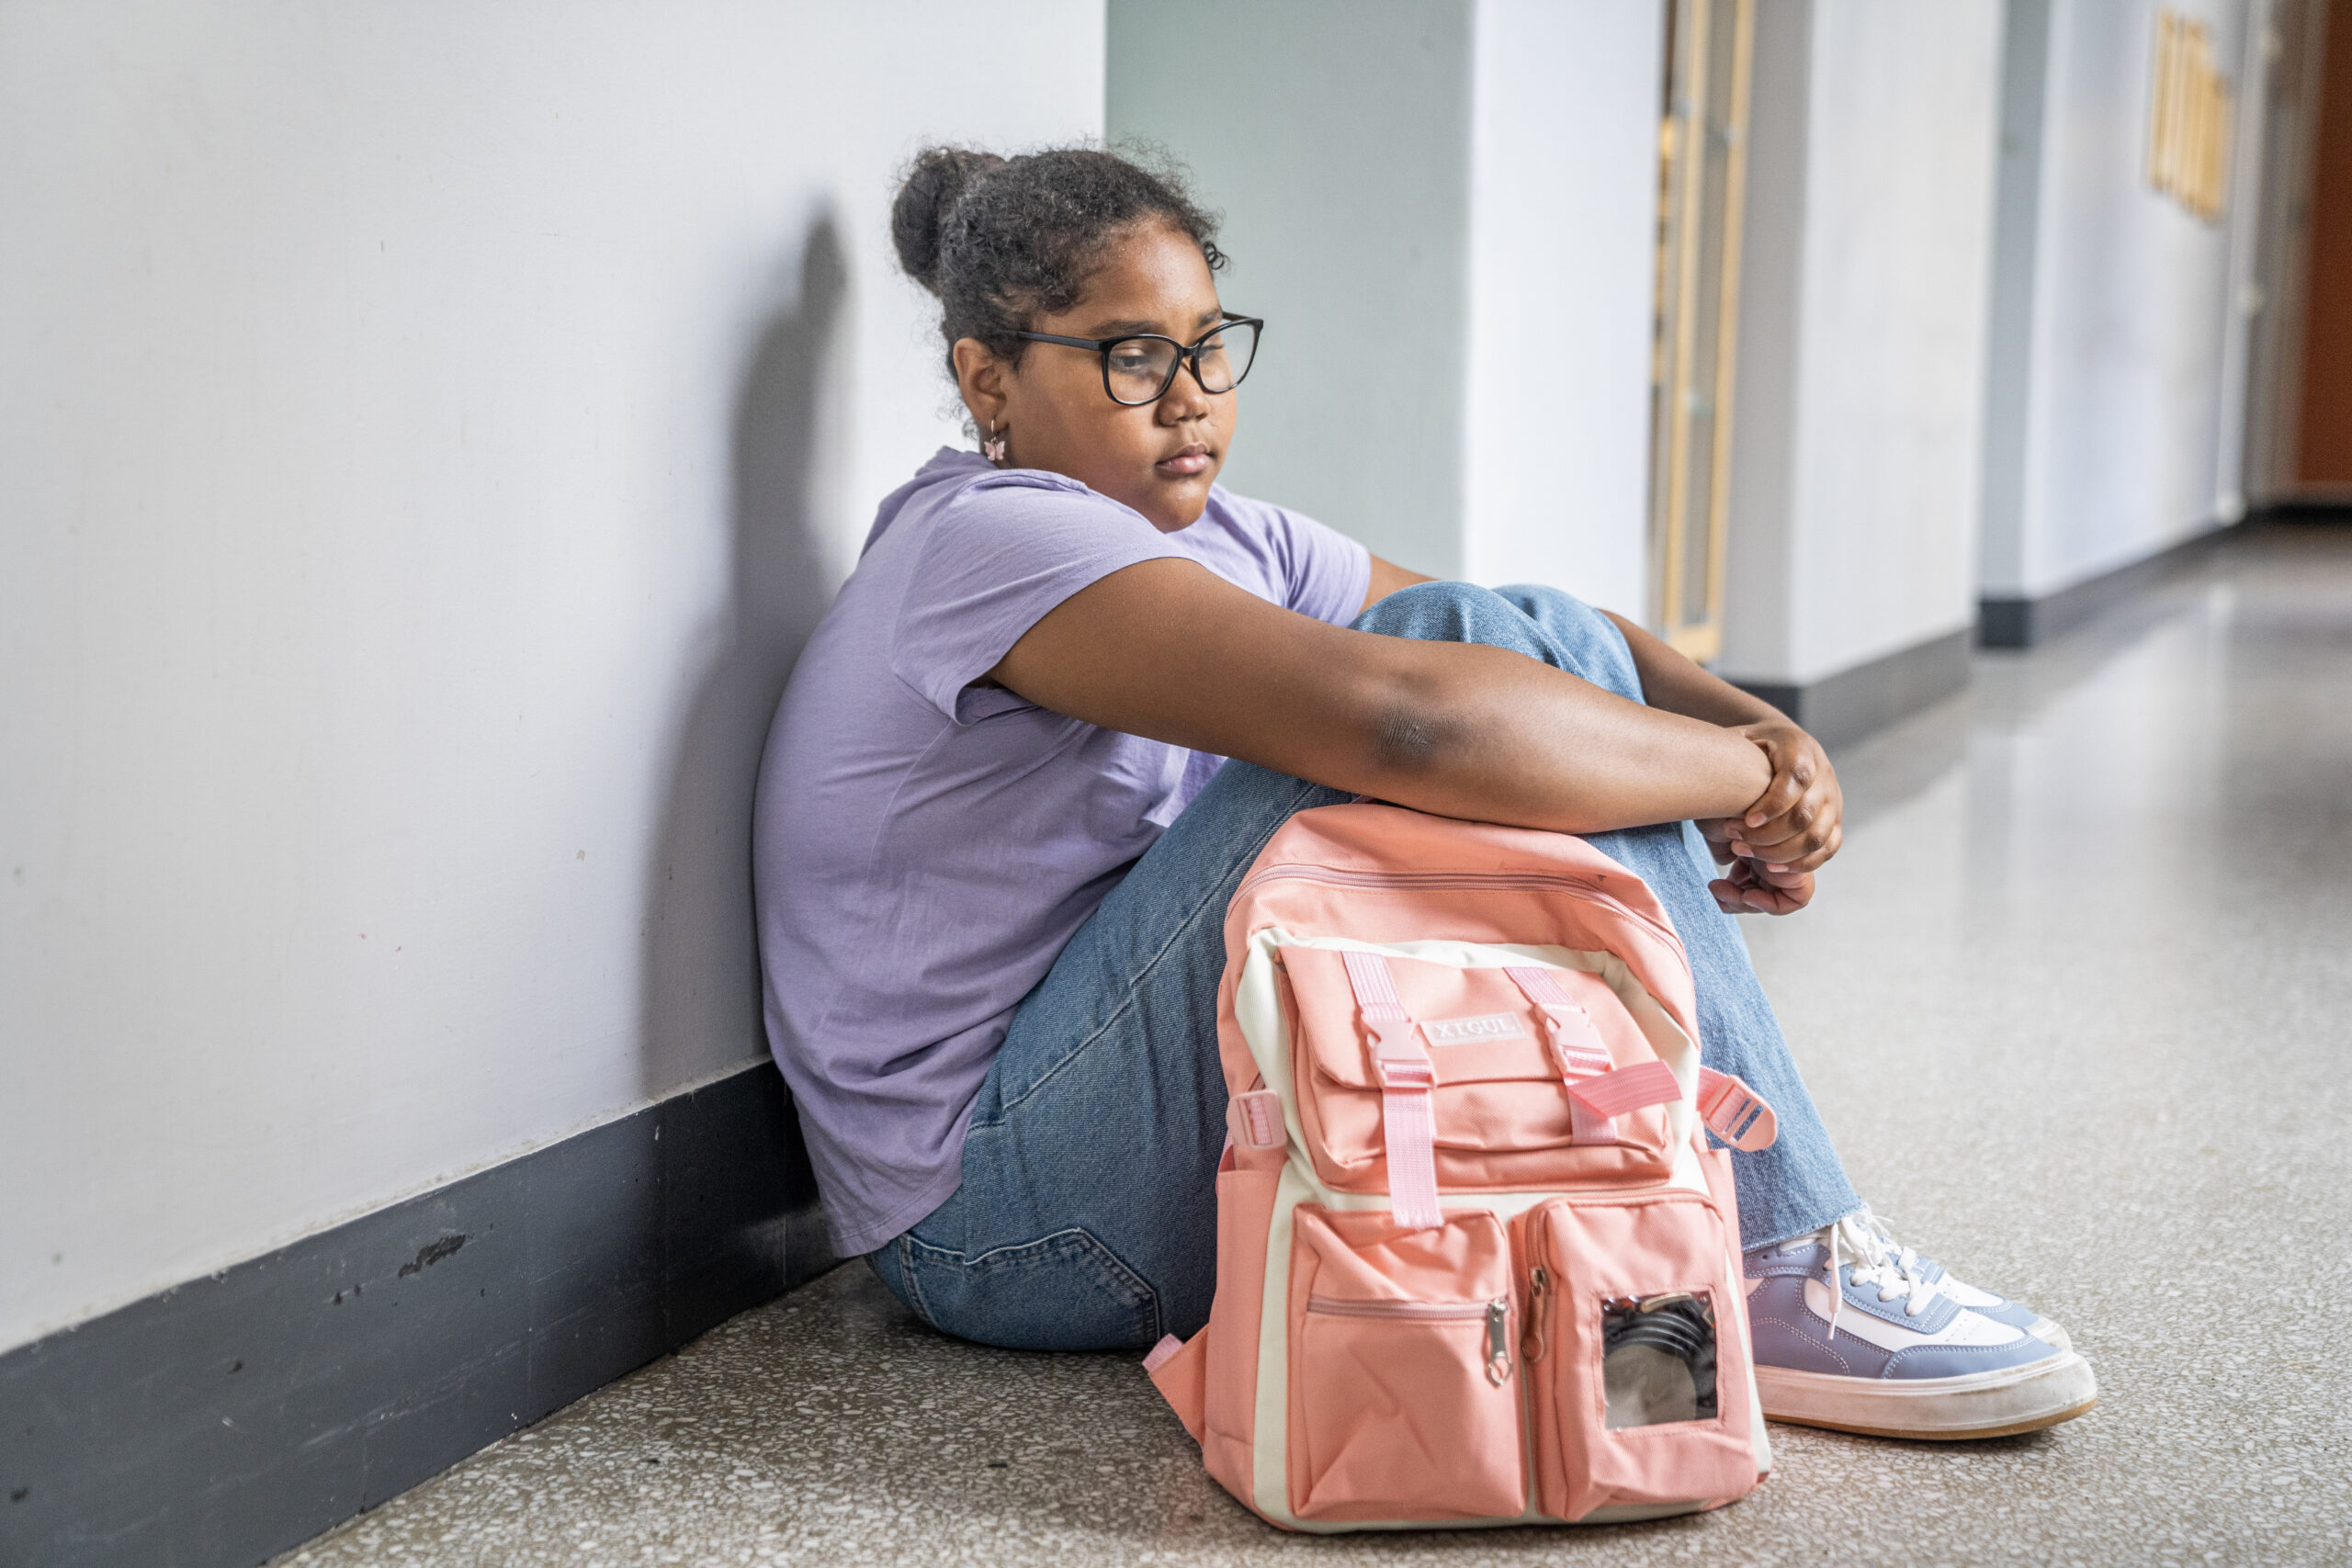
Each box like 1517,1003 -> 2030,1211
1852,1206 -> 2072,1351
1744,1213 -> 2098,1440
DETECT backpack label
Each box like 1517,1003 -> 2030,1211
1419,1011 -> 1531,1046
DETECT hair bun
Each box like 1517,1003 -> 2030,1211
892,147 -> 1005,294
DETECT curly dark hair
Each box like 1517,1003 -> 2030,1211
890,144 -> 1226,378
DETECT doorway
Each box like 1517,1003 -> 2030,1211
2245,0 -> 2351,508
1647,0 -> 1757,660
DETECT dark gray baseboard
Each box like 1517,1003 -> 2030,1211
2248,499 -> 2352,525
1978,524 -> 2231,648
0,1061 -> 832,1568
1731,625 -> 1973,750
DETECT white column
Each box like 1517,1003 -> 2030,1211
1111,0 -> 1664,599
1720,0 -> 2006,688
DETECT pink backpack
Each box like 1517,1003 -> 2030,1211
1144,803 -> 1781,1529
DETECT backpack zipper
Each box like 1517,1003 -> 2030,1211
1306,1294 -> 1516,1385
1234,863 -> 1688,964
1524,1265 -> 1552,1363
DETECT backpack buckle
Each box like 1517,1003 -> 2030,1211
1365,1018 -> 1435,1090
1697,1068 -> 1779,1151
1227,1088 -> 1286,1150
1536,1003 -> 1613,1077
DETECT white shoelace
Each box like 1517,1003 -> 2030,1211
1854,1204 -> 1935,1280
1816,1212 -> 1938,1340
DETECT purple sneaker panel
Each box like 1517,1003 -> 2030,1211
1746,1238 -> 2053,1335
1880,1338 -> 2065,1378
1741,1242 -> 1963,1335
1743,1278 -> 2062,1381
1746,1239 -> 1849,1286
1745,1240 -> 1827,1280
1747,1280 -> 1904,1377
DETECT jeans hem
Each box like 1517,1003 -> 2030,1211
897,1224 -> 1165,1350
1740,1198 -> 1866,1253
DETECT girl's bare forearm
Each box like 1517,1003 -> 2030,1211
1349,641 -> 1773,834
1600,610 -> 1789,730
993,561 -> 1775,833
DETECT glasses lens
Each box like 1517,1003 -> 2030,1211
1192,320 -> 1258,392
1104,337 -> 1179,404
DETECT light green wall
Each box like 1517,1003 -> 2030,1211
1109,0 -> 1475,575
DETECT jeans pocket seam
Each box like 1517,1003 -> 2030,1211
896,1234 -> 942,1330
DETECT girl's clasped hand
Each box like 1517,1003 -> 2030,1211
1702,721 -> 1843,915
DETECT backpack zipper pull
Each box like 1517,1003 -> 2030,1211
1485,1296 -> 1513,1385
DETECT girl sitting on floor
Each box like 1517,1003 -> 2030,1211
752,145 -> 2095,1440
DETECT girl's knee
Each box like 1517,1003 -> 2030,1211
1352,577 -> 1482,625
1493,582 -> 1613,638
1495,583 -> 1638,687
1351,579 -> 1514,641
1353,578 -> 1644,700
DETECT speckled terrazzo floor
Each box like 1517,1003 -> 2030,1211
274,526 -> 2352,1567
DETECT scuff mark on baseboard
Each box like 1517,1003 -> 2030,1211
396,1235 -> 468,1279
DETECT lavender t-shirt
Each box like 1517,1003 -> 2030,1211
753,448 -> 1370,1256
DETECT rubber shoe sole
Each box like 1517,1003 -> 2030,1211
1756,1349 -> 2098,1440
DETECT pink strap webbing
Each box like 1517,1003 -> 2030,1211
1341,950 -> 1443,1231
1503,965 -> 1619,1145
1566,1058 -> 1682,1120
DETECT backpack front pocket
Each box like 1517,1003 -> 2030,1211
1285,1206 -> 1527,1522
1515,1189 -> 1758,1520
1278,946 -> 1675,1198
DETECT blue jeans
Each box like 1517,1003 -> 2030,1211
867,581 -> 1861,1350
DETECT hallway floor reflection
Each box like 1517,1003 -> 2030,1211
277,525 -> 2352,1567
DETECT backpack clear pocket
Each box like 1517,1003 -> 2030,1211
1284,1205 -> 1528,1522
1277,946 -> 1675,1194
1514,1189 -> 1758,1520
1599,1293 -> 1719,1427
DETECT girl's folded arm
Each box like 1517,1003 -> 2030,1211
990,557 -> 1772,837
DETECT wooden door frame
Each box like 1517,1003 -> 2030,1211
1649,0 -> 1756,663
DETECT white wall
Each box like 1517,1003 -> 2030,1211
0,0 -> 1103,1352
1462,0 -> 1664,615
1984,0 -> 2248,600
1722,0 -> 2005,685
1110,0 -> 1662,599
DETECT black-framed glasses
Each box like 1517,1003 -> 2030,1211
1015,316 -> 1262,406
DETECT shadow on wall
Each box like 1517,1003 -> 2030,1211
634,213 -> 850,1291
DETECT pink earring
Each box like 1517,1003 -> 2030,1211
982,420 -> 1008,465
